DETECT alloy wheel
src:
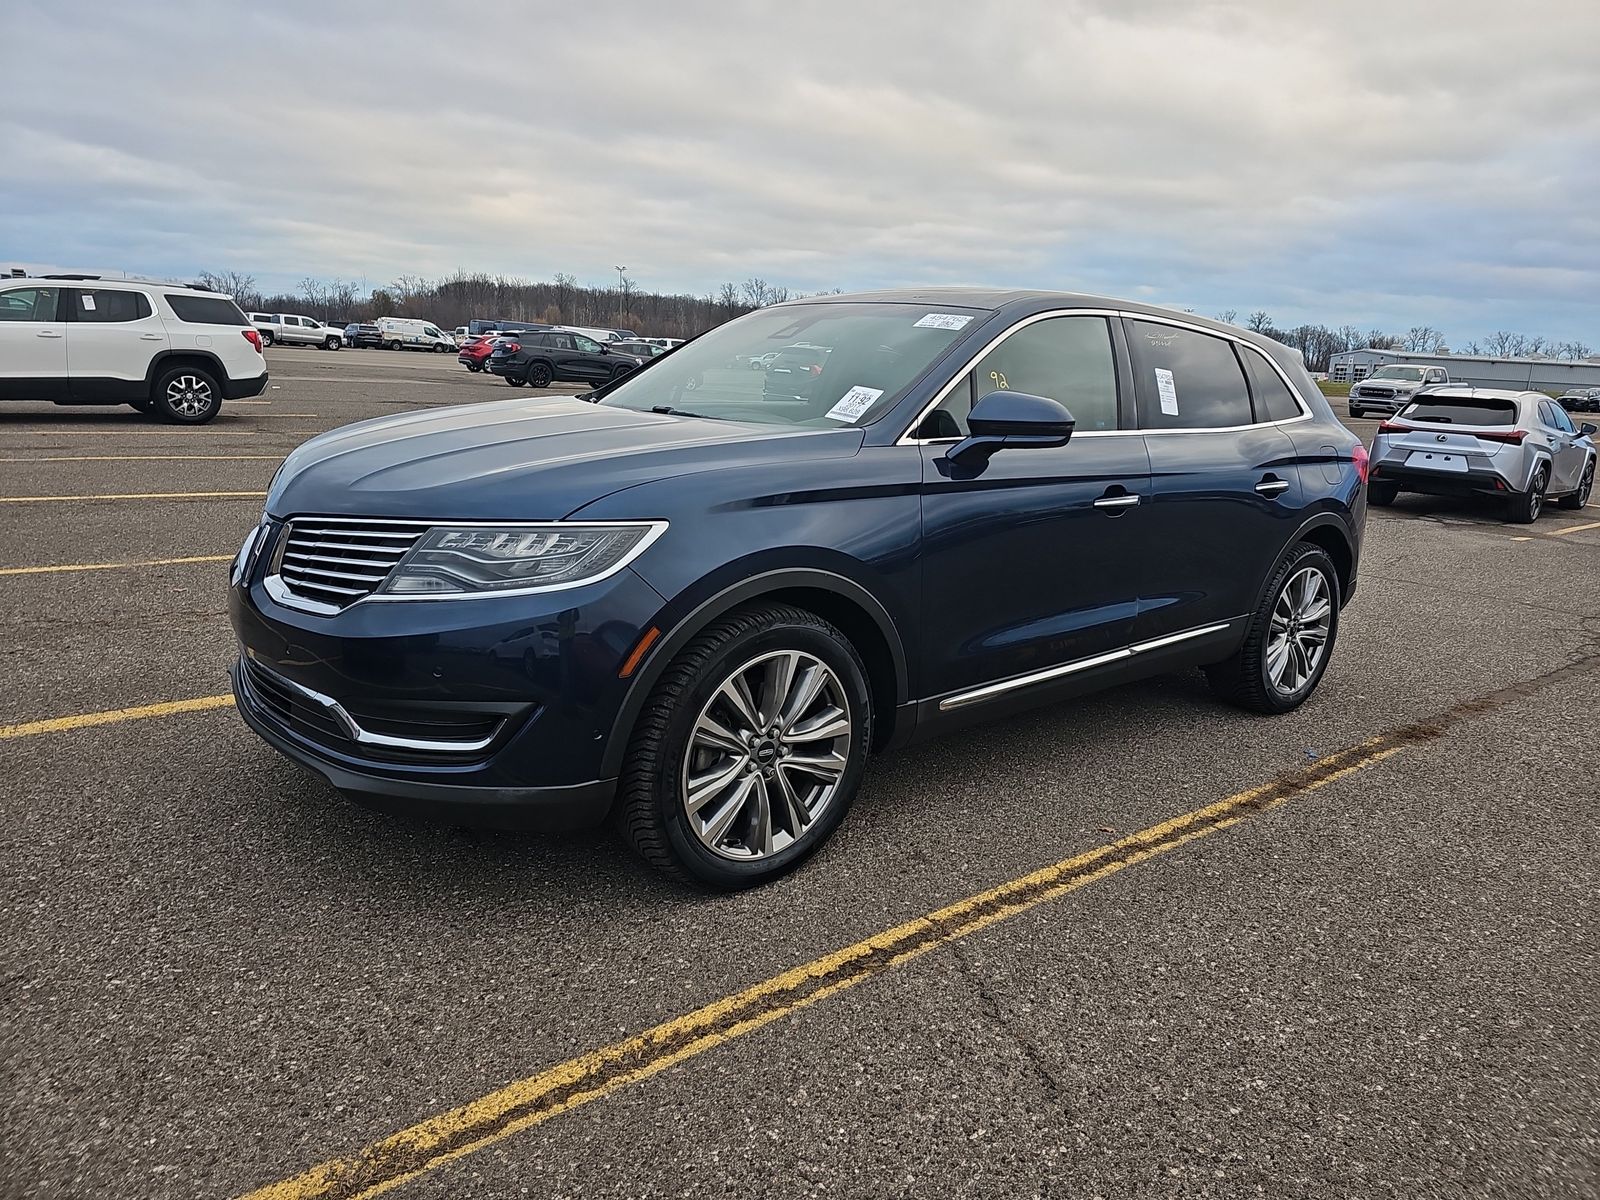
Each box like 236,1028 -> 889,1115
681,649 -> 851,861
165,374 -> 213,418
1530,469 -> 1547,519
1579,461 -> 1594,506
1266,566 -> 1332,696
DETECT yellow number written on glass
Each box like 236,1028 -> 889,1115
988,370 -> 1009,390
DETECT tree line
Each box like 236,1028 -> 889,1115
195,270 -> 1593,364
196,269 -> 832,339
1216,310 -> 1592,372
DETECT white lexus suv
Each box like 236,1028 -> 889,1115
0,275 -> 269,424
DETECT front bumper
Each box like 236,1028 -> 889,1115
229,546 -> 670,829
1348,393 -> 1408,414
487,358 -> 518,377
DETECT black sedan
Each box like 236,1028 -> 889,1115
488,330 -> 645,387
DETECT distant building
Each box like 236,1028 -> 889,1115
1329,348 -> 1600,393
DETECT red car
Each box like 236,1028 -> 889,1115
457,336 -> 500,373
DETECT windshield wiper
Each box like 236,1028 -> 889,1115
650,405 -> 717,419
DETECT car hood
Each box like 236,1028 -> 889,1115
1354,378 -> 1423,392
266,396 -> 865,520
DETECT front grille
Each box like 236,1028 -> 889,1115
274,518 -> 431,609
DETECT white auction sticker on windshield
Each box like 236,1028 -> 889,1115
1155,367 -> 1179,416
825,385 -> 884,422
914,313 -> 972,330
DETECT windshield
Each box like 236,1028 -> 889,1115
599,302 -> 981,427
1369,366 -> 1426,382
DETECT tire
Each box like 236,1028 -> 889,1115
1367,481 -> 1399,507
1348,405 -> 1363,419
1557,457 -> 1595,510
1205,542 -> 1339,715
150,364 -> 222,425
434,342 -> 449,353
611,364 -> 635,382
259,332 -> 274,347
616,603 -> 872,889
526,360 -> 554,388
1506,464 -> 1549,524
388,340 -> 403,351
505,374 -> 526,387
324,336 -> 341,350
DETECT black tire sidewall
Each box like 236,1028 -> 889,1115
651,619 -> 872,888
151,365 -> 221,424
1247,544 -> 1340,713
528,361 -> 553,387
1368,481 -> 1399,506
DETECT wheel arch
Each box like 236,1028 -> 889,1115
600,567 -> 909,777
144,350 -> 227,393
1281,513 -> 1356,609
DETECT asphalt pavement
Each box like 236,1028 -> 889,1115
2,348 -> 1596,1199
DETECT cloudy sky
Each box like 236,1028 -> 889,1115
3,0 -> 1597,344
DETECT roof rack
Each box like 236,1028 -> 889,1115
41,273 -> 103,281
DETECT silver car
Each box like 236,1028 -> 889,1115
1369,388 -> 1597,523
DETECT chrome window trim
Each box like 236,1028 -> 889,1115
897,308 -> 1313,445
241,657 -> 502,753
936,620 -> 1235,712
263,518 -> 668,614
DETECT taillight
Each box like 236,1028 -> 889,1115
1470,429 -> 1528,445
1351,442 -> 1370,484
242,328 -> 263,353
1376,421 -> 1408,435
503,342 -> 520,353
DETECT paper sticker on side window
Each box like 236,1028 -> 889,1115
825,385 -> 884,422
1155,368 -> 1179,416
913,313 -> 972,331
81,294 -> 97,311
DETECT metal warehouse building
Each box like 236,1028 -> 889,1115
1329,348 -> 1600,393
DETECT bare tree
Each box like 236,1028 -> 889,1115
1402,325 -> 1446,353
1554,340 -> 1593,361
1214,309 -> 1238,325
1247,311 -> 1273,333
197,270 -> 260,309
718,282 -> 740,309
741,277 -> 772,307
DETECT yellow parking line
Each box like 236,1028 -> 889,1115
0,555 -> 233,577
0,695 -> 234,740
237,736 -> 1411,1200
1549,519 -> 1600,537
0,455 -> 280,463
0,490 -> 266,504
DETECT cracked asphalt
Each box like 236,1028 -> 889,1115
2,349 -> 1597,1199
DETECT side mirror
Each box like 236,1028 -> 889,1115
1582,423 -> 1598,436
599,344 -> 609,355
947,391 -> 1075,466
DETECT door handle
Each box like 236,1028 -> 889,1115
1092,494 -> 1140,510
36,330 -> 64,338
1254,478 -> 1290,497
139,333 -> 164,341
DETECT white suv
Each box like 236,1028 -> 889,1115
0,276 -> 268,424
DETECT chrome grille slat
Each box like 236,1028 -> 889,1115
273,517 -> 430,609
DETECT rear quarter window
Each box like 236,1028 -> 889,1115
1400,398 -> 1517,426
1242,350 -> 1305,423
167,295 -> 250,325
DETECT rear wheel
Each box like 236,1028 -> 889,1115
1367,481 -> 1399,507
527,360 -> 554,388
1557,457 -> 1595,510
616,604 -> 871,889
611,364 -> 635,382
388,340 -> 403,351
1206,542 -> 1339,715
151,365 -> 222,425
505,374 -> 526,387
1507,464 -> 1548,524
259,331 -> 274,347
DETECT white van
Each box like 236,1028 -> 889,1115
560,325 -> 625,344
375,317 -> 455,352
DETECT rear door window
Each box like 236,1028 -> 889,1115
1242,350 -> 1305,423
1126,320 -> 1253,430
74,289 -> 152,322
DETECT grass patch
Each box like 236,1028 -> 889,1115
1317,380 -> 1352,397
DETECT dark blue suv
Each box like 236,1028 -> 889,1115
229,289 -> 1367,888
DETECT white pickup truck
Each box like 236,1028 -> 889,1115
247,312 -> 343,350
1347,364 -> 1450,418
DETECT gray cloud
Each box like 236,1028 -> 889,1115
2,0 -> 1596,342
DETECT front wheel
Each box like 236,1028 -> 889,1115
1506,465 -> 1548,524
1557,458 -> 1595,510
151,365 -> 222,425
324,336 -> 341,350
1348,405 -> 1363,419
1205,542 -> 1339,715
617,604 -> 872,889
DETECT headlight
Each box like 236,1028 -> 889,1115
379,522 -> 665,597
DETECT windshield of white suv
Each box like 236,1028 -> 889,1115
1368,367 -> 1426,382
599,302 -> 981,427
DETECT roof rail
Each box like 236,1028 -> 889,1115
41,273 -> 103,281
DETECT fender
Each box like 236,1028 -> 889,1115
1250,509 -> 1358,615
598,566 -> 910,779
143,348 -> 228,387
